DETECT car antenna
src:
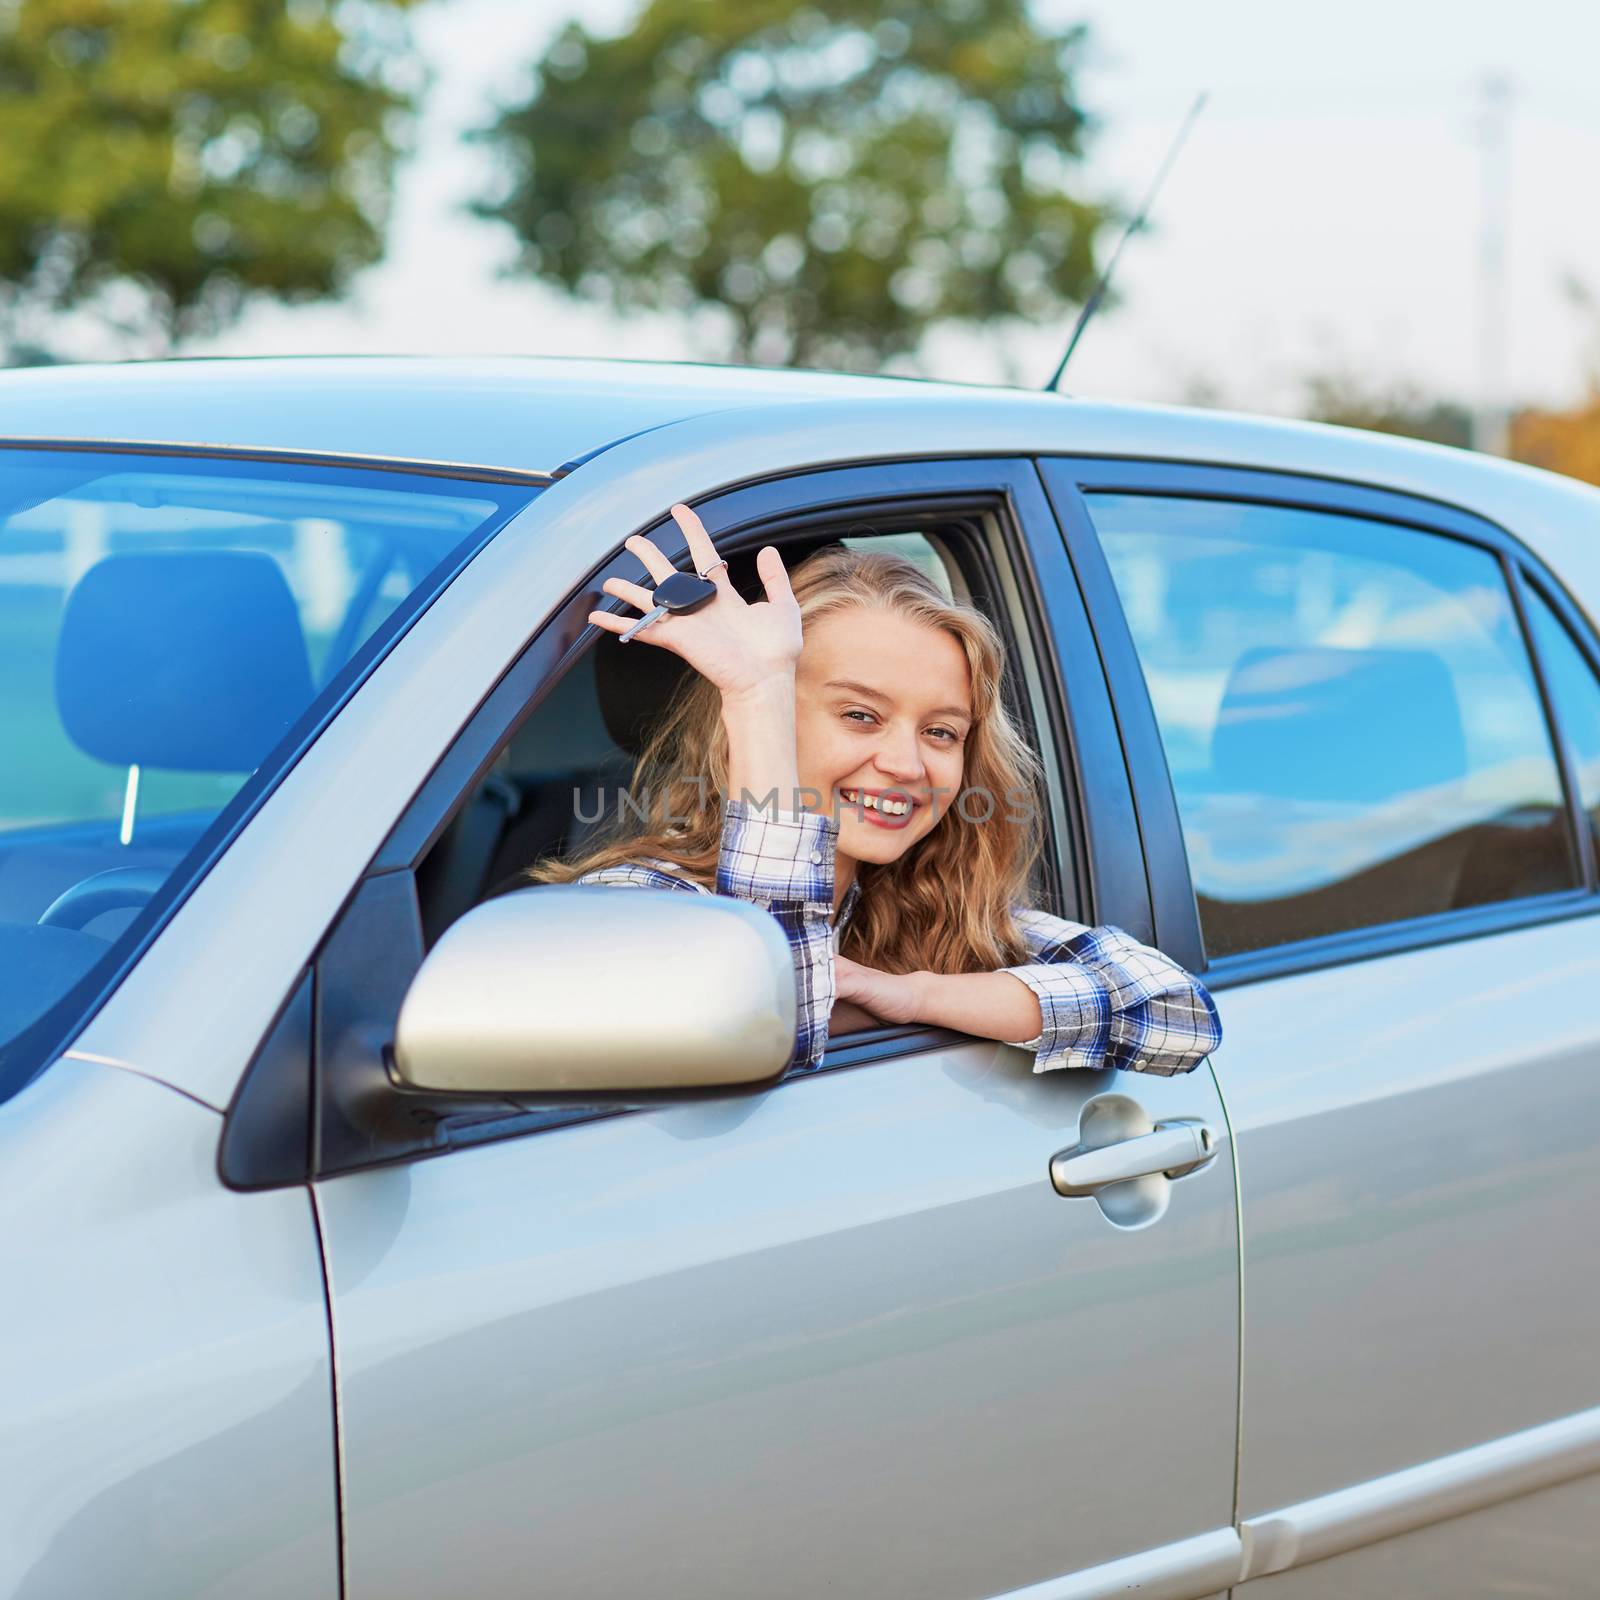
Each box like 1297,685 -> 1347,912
1044,91 -> 1209,394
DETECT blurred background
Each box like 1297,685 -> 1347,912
4,0 -> 1600,481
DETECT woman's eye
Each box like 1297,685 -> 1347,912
926,726 -> 960,743
843,709 -> 877,725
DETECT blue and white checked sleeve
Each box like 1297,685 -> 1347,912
575,799 -> 838,1076
1000,909 -> 1222,1075
714,801 -> 838,1075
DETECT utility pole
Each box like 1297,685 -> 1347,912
1474,74 -> 1512,456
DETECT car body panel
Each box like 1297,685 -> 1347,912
317,1043 -> 1239,1600
1232,1399 -> 1600,1590
1212,912 -> 1600,1516
0,1058 -> 337,1598
1235,1470 -> 1600,1598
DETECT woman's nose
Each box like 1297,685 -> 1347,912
871,726 -> 926,782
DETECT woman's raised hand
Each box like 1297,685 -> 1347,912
589,504 -> 802,702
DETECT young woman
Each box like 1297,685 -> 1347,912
534,502 -> 1221,1078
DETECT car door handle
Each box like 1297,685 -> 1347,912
1049,1119 -> 1217,1198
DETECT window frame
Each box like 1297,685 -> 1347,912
1037,455 -> 1600,993
256,456 -> 1143,1184
1513,562 -> 1600,861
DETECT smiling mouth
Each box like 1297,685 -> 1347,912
840,787 -> 919,828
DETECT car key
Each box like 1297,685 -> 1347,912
618,569 -> 720,643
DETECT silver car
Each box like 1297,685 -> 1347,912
3,356 -> 1598,1600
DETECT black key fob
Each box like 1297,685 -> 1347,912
653,571 -> 719,614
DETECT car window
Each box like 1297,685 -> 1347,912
1523,583 -> 1600,861
412,521 -> 1055,1063
0,447 -> 533,1075
1088,493 -> 1577,957
433,530 -> 967,929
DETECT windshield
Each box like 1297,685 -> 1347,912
0,447 -> 536,1090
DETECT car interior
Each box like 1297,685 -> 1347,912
0,492 -> 496,1055
0,546 -> 326,1044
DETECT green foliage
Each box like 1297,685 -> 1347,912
472,0 -> 1112,371
0,0 -> 424,361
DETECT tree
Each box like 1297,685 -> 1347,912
1301,369 -> 1474,450
1510,388 -> 1600,488
471,0 -> 1112,372
0,0 -> 424,363
1511,277 -> 1600,487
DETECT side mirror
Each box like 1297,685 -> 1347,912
392,887 -> 797,1100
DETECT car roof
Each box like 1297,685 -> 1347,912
0,354 -> 1013,477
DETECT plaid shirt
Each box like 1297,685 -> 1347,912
578,800 -> 1222,1078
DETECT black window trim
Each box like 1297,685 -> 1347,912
1515,561 -> 1600,864
271,454 -> 1142,1182
1504,557 -> 1598,890
0,435 -> 557,488
1038,454 -> 1600,994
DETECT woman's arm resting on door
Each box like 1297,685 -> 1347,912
834,958 -> 1042,1042
832,912 -> 1221,1076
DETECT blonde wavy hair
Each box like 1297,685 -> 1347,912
532,545 -> 1045,975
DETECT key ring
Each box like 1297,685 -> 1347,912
696,558 -> 729,581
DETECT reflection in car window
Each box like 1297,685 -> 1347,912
0,447 -> 532,1079
1090,494 -> 1577,957
1523,584 -> 1600,862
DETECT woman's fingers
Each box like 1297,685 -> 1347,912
624,533 -> 676,584
601,575 -> 656,611
668,502 -> 728,586
756,544 -> 796,608
602,516 -> 801,688
631,514 -> 735,598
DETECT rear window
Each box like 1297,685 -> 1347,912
0,447 -> 535,1092
1091,493 -> 1577,956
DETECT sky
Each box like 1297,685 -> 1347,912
169,0 -> 1600,418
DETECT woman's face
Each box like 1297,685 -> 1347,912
794,606 -> 973,868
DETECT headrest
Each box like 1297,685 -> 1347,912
55,551 -> 314,773
593,631 -> 691,755
1210,645 -> 1466,804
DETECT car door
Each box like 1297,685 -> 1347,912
1043,457 -> 1600,1597
305,459 -> 1243,1600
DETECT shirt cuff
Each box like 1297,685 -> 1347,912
717,799 -> 838,913
1001,961 -> 1117,1073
